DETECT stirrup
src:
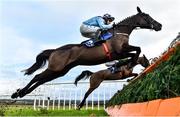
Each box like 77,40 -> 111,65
94,37 -> 105,45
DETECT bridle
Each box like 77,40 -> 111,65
139,13 -> 155,29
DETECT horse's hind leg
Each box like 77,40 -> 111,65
23,69 -> 54,91
21,64 -> 76,98
78,75 -> 103,109
25,70 -> 61,97
77,88 -> 95,110
19,79 -> 46,98
11,69 -> 60,98
19,75 -> 55,98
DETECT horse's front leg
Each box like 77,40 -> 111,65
127,73 -> 138,82
123,45 -> 141,67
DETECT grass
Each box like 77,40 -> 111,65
1,105 -> 108,116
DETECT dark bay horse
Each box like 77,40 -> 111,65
74,55 -> 150,109
11,7 -> 162,99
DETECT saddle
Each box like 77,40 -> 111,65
81,32 -> 113,48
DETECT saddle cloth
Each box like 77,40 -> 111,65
82,32 -> 113,47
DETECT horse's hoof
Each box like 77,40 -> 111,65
24,71 -> 29,76
19,93 -> 25,98
11,89 -> 21,99
127,79 -> 131,82
21,69 -> 27,73
76,105 -> 81,110
21,69 -> 28,75
21,69 -> 31,76
17,89 -> 25,98
11,92 -> 18,99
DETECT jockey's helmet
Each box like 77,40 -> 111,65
103,13 -> 115,22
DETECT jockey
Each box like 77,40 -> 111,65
80,13 -> 115,43
108,58 -> 130,73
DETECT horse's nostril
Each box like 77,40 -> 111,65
155,23 -> 162,31
159,24 -> 162,28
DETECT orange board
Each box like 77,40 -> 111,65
106,97 -> 180,116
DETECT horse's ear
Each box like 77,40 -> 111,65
143,54 -> 147,59
143,54 -> 145,57
137,6 -> 142,13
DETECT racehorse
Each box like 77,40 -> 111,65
11,7 -> 162,99
74,55 -> 150,109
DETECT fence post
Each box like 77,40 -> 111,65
33,97 -> 37,110
47,85 -> 51,110
47,98 -> 50,110
69,90 -> 71,110
42,96 -> 45,109
74,90 -> 77,109
38,97 -> 41,109
98,89 -> 100,110
86,97 -> 88,110
58,92 -> 61,110
109,87 -> 112,99
92,92 -> 94,110
63,89 -> 66,110
52,97 -> 55,110
52,86 -> 56,110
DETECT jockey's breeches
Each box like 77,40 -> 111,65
80,24 -> 100,39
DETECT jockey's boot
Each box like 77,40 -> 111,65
113,64 -> 121,73
94,29 -> 104,45
108,65 -> 120,73
110,59 -> 130,73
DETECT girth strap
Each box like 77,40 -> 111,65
102,42 -> 111,60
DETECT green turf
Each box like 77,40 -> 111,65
1,105 -> 108,116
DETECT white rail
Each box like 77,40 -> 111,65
33,80 -> 127,110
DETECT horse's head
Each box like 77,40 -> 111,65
138,54 -> 150,68
114,7 -> 162,34
135,7 -> 162,31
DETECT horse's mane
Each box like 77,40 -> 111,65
116,14 -> 138,26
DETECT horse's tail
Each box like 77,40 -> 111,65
23,49 -> 55,75
74,70 -> 93,86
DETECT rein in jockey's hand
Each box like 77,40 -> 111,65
113,22 -> 116,27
